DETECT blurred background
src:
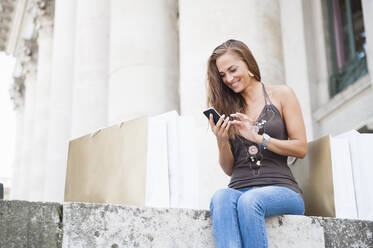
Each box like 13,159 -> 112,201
0,0 -> 372,202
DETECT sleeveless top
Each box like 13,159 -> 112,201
228,83 -> 302,195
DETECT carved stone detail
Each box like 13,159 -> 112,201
8,37 -> 38,109
7,0 -> 55,109
28,0 -> 54,35
9,76 -> 25,110
0,0 -> 17,51
16,38 -> 38,76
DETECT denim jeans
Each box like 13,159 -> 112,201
209,186 -> 305,248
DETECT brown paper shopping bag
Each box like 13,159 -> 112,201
64,117 -> 148,206
289,135 -> 357,218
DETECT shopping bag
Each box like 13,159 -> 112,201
289,135 -> 357,218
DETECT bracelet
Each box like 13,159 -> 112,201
261,133 -> 270,149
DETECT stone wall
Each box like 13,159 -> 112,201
1,200 -> 372,248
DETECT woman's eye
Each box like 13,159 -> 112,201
230,68 -> 236,72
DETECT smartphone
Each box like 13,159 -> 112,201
203,107 -> 221,125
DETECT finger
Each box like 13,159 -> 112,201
225,121 -> 231,130
223,121 -> 232,135
230,120 -> 244,128
208,114 -> 215,127
230,112 -> 252,122
218,116 -> 230,136
221,116 -> 230,129
216,114 -> 226,128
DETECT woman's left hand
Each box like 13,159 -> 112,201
230,113 -> 262,144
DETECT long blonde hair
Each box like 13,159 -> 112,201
206,39 -> 261,138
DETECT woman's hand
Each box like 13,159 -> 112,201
230,113 -> 262,144
209,113 -> 231,142
209,113 -> 235,176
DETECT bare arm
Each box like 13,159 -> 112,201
231,86 -> 307,159
217,139 -> 234,176
209,114 -> 234,176
263,86 -> 307,158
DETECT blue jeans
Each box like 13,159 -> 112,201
210,186 -> 305,248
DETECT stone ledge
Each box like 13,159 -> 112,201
1,200 -> 373,248
62,202 -> 373,248
0,200 -> 62,248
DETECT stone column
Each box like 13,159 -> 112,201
71,0 -> 109,139
108,0 -> 179,124
178,0 -> 284,122
29,2 -> 54,200
9,77 -> 25,199
44,0 -> 76,202
17,71 -> 37,200
280,0 -> 314,140
11,37 -> 38,200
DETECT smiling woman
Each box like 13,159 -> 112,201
205,39 -> 307,248
0,52 -> 16,194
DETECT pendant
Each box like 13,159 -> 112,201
248,145 -> 258,155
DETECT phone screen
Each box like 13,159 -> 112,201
203,108 -> 221,125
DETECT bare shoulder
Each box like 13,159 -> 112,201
267,84 -> 293,94
264,84 -> 295,104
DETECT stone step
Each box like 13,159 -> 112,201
0,200 -> 372,248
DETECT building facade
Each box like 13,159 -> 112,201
0,0 -> 372,203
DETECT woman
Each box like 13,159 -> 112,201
207,39 -> 307,248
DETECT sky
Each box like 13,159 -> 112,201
0,52 -> 16,181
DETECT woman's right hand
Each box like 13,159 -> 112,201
209,114 -> 231,142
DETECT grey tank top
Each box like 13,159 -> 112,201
228,83 -> 302,195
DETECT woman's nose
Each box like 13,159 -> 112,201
226,73 -> 233,82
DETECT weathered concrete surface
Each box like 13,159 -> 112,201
62,203 -> 214,248
1,200 -> 372,247
0,200 -> 62,248
315,217 -> 373,248
61,202 -> 372,248
266,215 -> 324,247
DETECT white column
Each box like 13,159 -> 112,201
10,111 -> 24,199
17,72 -> 37,200
44,0 -> 76,202
71,0 -> 109,139
362,0 -> 373,82
9,77 -> 25,199
280,0 -> 314,140
178,0 -> 284,121
29,17 -> 53,201
108,0 -> 179,124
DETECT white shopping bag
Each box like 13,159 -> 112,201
289,135 -> 357,219
335,130 -> 373,221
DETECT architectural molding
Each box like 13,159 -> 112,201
28,0 -> 54,35
9,75 -> 25,110
16,37 -> 38,76
7,0 -> 55,109
0,0 -> 17,51
9,37 -> 38,108
313,75 -> 372,122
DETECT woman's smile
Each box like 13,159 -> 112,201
230,79 -> 240,89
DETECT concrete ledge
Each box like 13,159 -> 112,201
1,200 -> 372,247
62,202 -> 373,248
0,200 -> 62,248
316,217 -> 373,248
63,202 -> 214,248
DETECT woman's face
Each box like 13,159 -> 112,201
216,51 -> 252,93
